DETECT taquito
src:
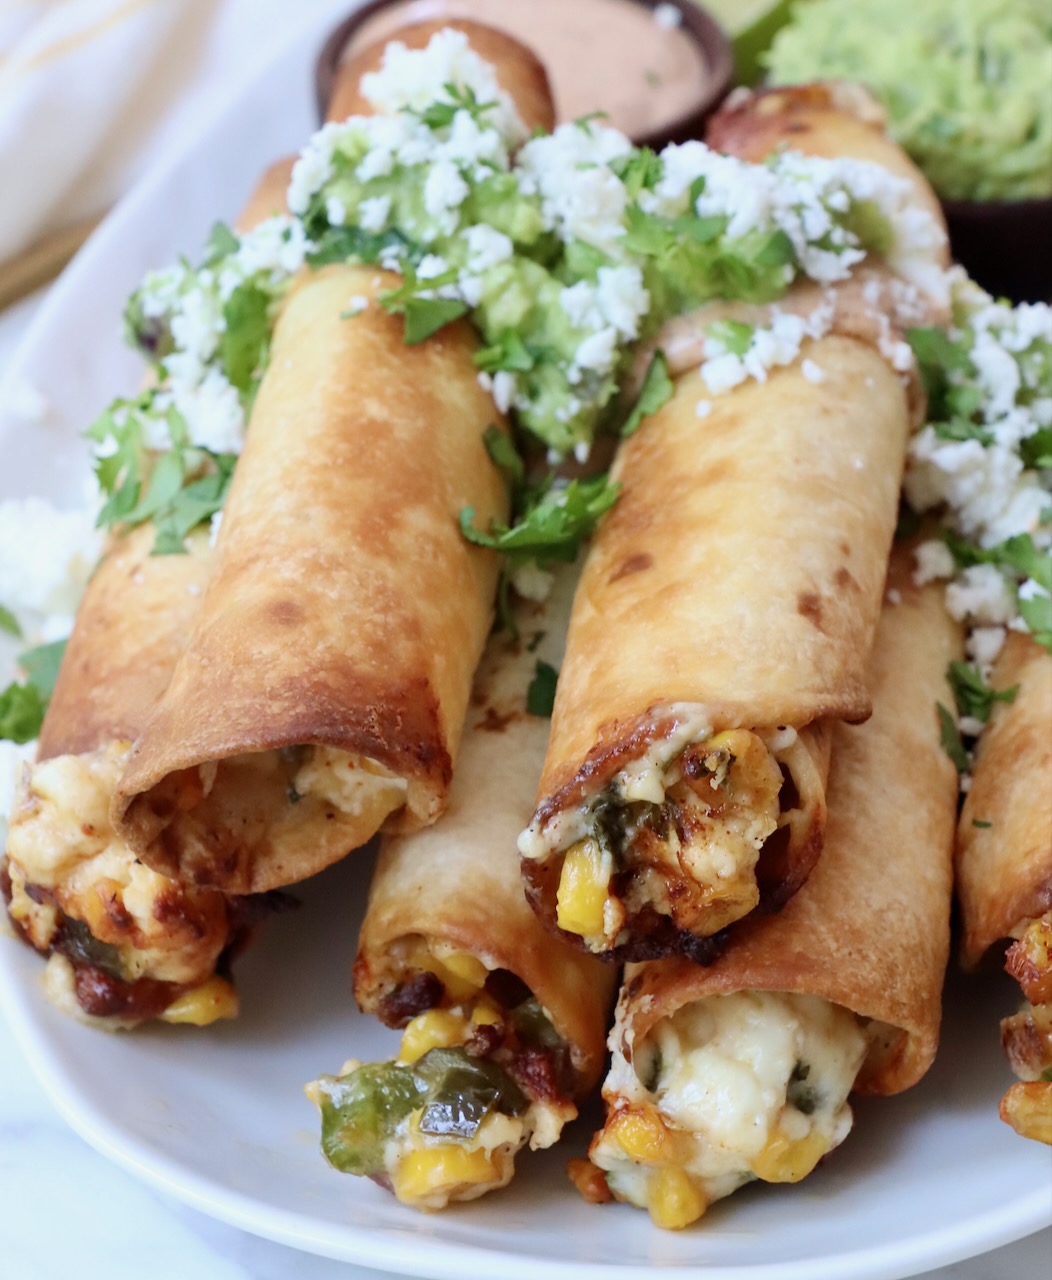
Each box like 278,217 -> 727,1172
957,633 -> 1052,1145
111,23 -> 559,895
519,82 -> 947,963
308,569 -> 617,1210
2,527 -> 246,1028
0,167 -> 301,1029
585,554 -> 963,1228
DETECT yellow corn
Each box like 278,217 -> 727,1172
470,999 -> 503,1027
434,950 -> 489,1000
392,1144 -> 499,1203
751,1126 -> 830,1183
160,977 -> 239,1026
398,1009 -> 468,1063
647,1166 -> 706,1230
607,1107 -> 673,1164
556,837 -> 609,938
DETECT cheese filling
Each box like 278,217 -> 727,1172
590,990 -> 869,1228
522,709 -> 810,951
4,743 -> 232,997
309,941 -> 576,1211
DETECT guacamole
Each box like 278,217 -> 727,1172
766,0 -> 1052,202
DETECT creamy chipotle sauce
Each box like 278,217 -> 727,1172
345,0 -> 711,139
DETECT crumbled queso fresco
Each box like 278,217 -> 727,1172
906,275 -> 1052,672
109,27 -> 948,466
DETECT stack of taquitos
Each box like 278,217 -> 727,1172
585,549 -> 963,1228
111,22 -> 555,897
519,84 -> 948,963
308,568 -> 617,1210
957,634 -> 1052,1145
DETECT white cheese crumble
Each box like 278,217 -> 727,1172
801,358 -> 827,384
700,303 -> 835,396
653,3 -> 682,28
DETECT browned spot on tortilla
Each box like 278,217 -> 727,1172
609,552 -> 654,584
786,122 -> 810,134
797,591 -> 825,631
835,566 -> 860,592
268,599 -> 303,626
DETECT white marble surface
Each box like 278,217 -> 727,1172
1,292 -> 1049,1280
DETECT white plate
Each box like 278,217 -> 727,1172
1,19 -> 1050,1280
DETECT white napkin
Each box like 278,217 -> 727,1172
0,0 -> 353,265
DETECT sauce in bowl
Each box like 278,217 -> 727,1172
340,0 -> 719,142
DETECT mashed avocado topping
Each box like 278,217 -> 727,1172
767,0 -> 1052,202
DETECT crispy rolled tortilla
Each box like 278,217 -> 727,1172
586,554 -> 963,1228
519,81 -> 947,964
0,172 -> 300,1030
2,526 -> 248,1028
957,633 -> 1052,1143
307,569 -> 617,1210
327,18 -> 555,133
113,265 -> 508,894
520,333 -> 909,961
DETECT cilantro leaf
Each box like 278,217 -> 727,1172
526,660 -> 559,717
460,475 -> 620,567
482,425 -> 525,495
622,351 -> 673,437
306,224 -> 409,269
946,661 -> 1018,724
937,702 -> 969,773
972,819 -> 992,829
1021,426 -> 1052,470
203,221 -> 239,267
402,297 -> 469,345
19,639 -> 67,699
221,282 -> 272,398
610,148 -> 663,199
475,331 -> 535,374
412,83 -> 497,130
0,605 -> 20,638
150,455 -> 236,556
1018,589 -> 1052,654
0,681 -> 47,744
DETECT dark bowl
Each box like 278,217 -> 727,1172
941,195 -> 1052,304
315,0 -> 733,149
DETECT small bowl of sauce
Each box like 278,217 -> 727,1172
317,0 -> 732,147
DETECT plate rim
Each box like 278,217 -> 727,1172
0,10 -> 1050,1278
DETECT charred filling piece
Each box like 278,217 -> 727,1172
588,991 -> 871,1229
521,718 -> 824,959
2,743 -> 277,1027
309,942 -> 577,1210
1000,911 -> 1052,1145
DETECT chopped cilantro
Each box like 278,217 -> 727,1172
474,330 -> 535,374
401,297 -> 469,344
19,639 -> 67,699
220,282 -> 272,399
1042,1068 -> 1052,1083
622,351 -> 673,437
526,660 -> 559,717
525,629 -> 546,653
1021,426 -> 1052,471
412,83 -> 497,130
306,224 -> 409,269
460,474 -> 620,567
0,605 -> 20,638
482,425 -> 525,496
0,681 -> 47,744
609,148 -> 663,198
947,661 -> 1018,724
937,702 -> 969,773
972,819 -> 992,829
202,221 -> 239,267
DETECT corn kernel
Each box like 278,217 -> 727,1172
751,1126 -> 830,1183
608,1107 -> 673,1164
392,1144 -> 499,1203
470,999 -> 503,1027
160,977 -> 239,1026
647,1166 -> 706,1230
556,837 -> 609,938
399,1009 -> 468,1063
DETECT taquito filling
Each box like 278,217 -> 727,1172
3,743 -> 238,1027
309,942 -> 576,1210
999,912 -> 1052,1144
589,991 -> 870,1229
521,713 -> 819,952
